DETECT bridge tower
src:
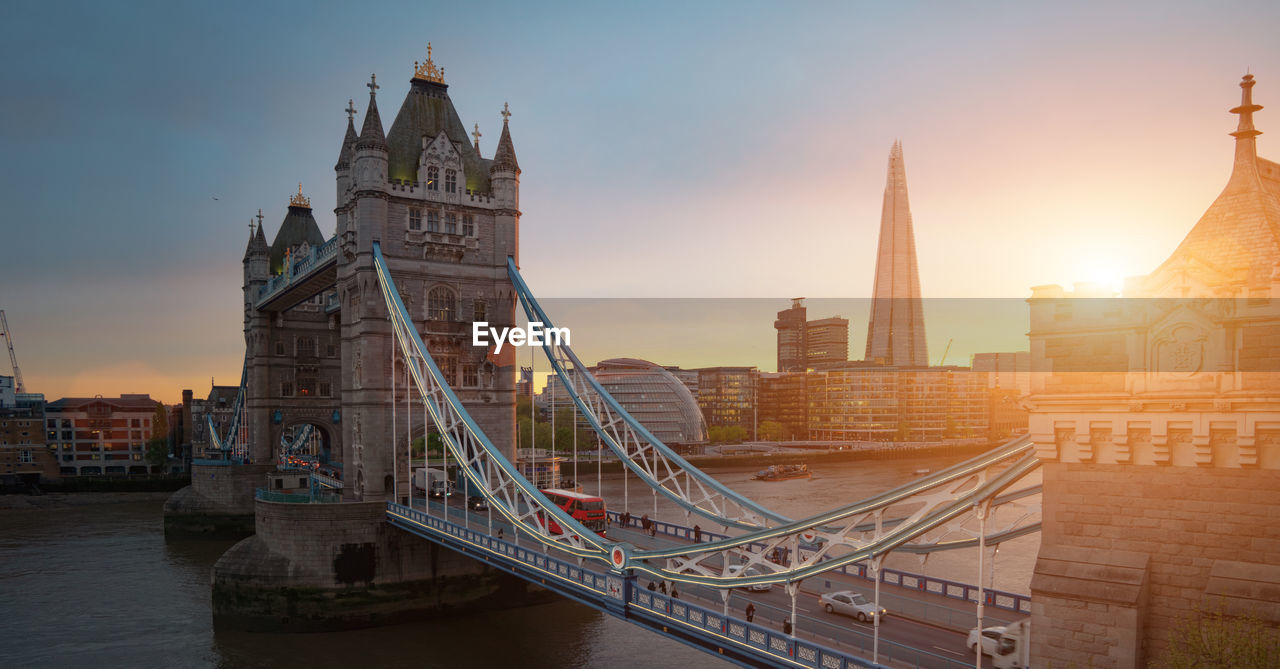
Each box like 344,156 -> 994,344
1027,75 -> 1280,667
242,186 -> 344,468
336,49 -> 519,502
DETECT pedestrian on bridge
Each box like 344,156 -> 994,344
659,581 -> 667,595
640,513 -> 649,533
670,586 -> 679,599
745,602 -> 755,623
693,524 -> 702,542
647,581 -> 656,592
783,617 -> 792,636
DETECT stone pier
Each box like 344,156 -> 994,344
211,498 -> 550,631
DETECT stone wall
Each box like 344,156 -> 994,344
211,499 -> 549,630
1032,462 -> 1280,667
163,463 -> 275,537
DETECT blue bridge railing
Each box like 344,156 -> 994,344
387,502 -> 983,669
608,511 -> 1032,616
256,235 -> 339,305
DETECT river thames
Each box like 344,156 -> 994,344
0,453 -> 1037,668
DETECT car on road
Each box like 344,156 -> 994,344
967,625 -> 1007,656
467,495 -> 489,511
726,564 -> 772,592
818,591 -> 886,622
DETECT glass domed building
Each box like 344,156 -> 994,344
546,358 -> 707,446
593,359 -> 708,445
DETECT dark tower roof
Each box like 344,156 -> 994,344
491,109 -> 520,175
335,99 -> 359,171
385,79 -> 492,191
355,75 -> 387,152
386,47 -> 492,191
268,186 -> 326,274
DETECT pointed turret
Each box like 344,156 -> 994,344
865,140 -> 928,367
490,102 -> 520,175
243,212 -> 269,262
355,75 -> 387,152
335,99 -> 359,171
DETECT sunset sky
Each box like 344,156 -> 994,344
3,1 -> 1279,403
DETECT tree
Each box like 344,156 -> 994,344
758,421 -> 784,442
145,402 -> 170,469
145,436 -> 168,468
1159,601 -> 1279,668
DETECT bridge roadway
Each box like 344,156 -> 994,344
393,495 -> 1019,668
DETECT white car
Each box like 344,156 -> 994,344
967,625 -> 1007,655
818,590 -> 886,622
726,564 -> 772,592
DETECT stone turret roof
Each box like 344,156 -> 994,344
268,205 -> 325,274
243,219 -> 268,262
335,115 -> 358,171
386,78 -> 492,192
1147,75 -> 1280,292
355,88 -> 387,152
491,118 -> 519,175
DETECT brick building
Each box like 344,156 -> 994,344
46,394 -> 160,476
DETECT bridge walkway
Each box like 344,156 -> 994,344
403,496 -> 998,668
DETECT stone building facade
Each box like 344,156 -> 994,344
236,49 -> 520,503
1027,75 -> 1280,668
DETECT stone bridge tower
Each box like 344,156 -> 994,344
1027,75 -> 1280,668
243,191 -> 344,466
336,47 -> 519,502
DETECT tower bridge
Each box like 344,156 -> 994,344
166,51 -> 1280,669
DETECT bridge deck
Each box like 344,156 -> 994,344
389,498 -> 1003,669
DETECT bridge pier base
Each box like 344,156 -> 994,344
211,498 -> 551,631
163,463 -> 276,538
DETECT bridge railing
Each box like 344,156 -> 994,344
609,511 -> 1032,616
191,457 -> 233,467
255,488 -> 340,504
256,235 -> 339,304
388,502 -> 897,669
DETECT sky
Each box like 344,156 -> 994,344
2,0 -> 1279,403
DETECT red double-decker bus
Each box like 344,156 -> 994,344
539,488 -> 608,535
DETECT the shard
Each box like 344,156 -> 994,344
865,141 -> 929,367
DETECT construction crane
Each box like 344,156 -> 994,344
0,310 -> 24,393
937,338 -> 953,367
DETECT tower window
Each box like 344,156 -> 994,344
445,169 -> 457,193
319,381 -> 332,397
445,213 -> 457,235
428,286 -> 457,322
462,214 -> 474,237
409,208 -> 422,231
427,211 -> 440,233
463,365 -> 478,387
275,341 -> 285,355
426,166 -> 439,191
281,381 -> 294,397
473,299 -> 486,323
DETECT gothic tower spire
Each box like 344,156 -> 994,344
355,74 -> 387,151
865,140 -> 928,367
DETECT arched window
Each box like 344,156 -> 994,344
445,169 -> 457,193
427,286 -> 457,322
426,166 -> 439,191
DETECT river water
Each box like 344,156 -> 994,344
0,453 -> 1037,668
